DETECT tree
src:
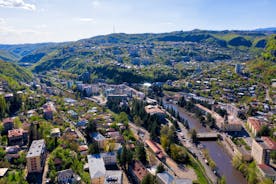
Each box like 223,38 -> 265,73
135,144 -> 147,164
86,118 -> 97,135
141,173 -> 155,184
133,115 -> 143,126
191,129 -> 198,144
257,125 -> 271,137
88,142 -> 99,154
0,95 -> 6,119
259,178 -> 273,184
218,176 -> 226,184
156,163 -> 165,173
117,146 -> 132,170
170,144 -> 189,164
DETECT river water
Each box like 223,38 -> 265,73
163,100 -> 247,184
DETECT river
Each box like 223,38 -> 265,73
163,99 -> 247,184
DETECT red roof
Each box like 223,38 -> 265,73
79,145 -> 88,152
132,161 -> 148,181
3,118 -> 13,124
262,137 -> 276,150
248,117 -> 262,132
8,129 -> 24,138
258,164 -> 276,175
145,140 -> 161,154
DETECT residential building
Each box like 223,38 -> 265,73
251,137 -> 276,165
257,164 -> 276,181
129,160 -> 148,183
57,169 -> 81,184
104,170 -> 122,184
144,105 -> 166,117
247,117 -> 262,136
26,139 -> 46,173
2,118 -> 14,133
90,132 -> 106,149
0,168 -> 8,178
87,154 -> 106,184
100,152 -> 117,166
157,172 -> 174,184
8,128 -> 28,146
51,128 -> 61,138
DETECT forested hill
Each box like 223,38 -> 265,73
247,34 -> 276,84
0,60 -> 33,89
0,29 -> 275,75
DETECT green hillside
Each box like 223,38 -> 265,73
247,34 -> 276,84
0,60 -> 33,89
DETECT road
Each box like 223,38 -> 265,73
162,104 -> 217,183
177,122 -> 217,184
129,122 -> 197,181
62,115 -> 87,144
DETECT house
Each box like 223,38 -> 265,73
26,139 -> 46,173
257,164 -> 276,181
106,132 -> 124,143
76,119 -> 88,128
68,110 -> 78,119
144,105 -> 166,117
51,128 -> 61,138
0,168 -> 8,178
100,152 -> 117,166
247,117 -> 262,136
90,132 -> 106,149
174,178 -> 193,184
57,169 -> 81,184
6,145 -> 20,154
78,145 -> 88,155
157,172 -> 174,184
145,140 -> 165,160
87,154 -> 106,184
104,170 -> 122,184
251,137 -> 276,165
8,128 -> 28,146
129,160 -> 148,183
2,118 -> 14,133
44,109 -> 53,120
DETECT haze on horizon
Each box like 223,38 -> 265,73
0,0 -> 276,44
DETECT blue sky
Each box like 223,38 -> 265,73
0,0 -> 275,44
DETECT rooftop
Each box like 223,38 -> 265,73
248,117 -> 262,131
0,168 -> 8,177
90,132 -> 106,141
258,164 -> 276,176
131,160 -> 148,182
8,128 -> 24,138
157,172 -> 174,184
104,170 -> 122,184
144,105 -> 165,115
26,139 -> 45,158
87,154 -> 106,179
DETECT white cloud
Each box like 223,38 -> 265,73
73,17 -> 96,23
0,0 -> 36,11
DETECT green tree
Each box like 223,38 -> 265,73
135,144 -> 147,164
218,176 -> 226,184
191,129 -> 198,144
156,163 -> 165,173
170,144 -> 189,164
141,173 -> 155,184
0,95 -> 6,119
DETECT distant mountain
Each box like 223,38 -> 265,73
0,30 -> 274,76
254,27 -> 276,32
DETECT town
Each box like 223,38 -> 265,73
0,58 -> 275,184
